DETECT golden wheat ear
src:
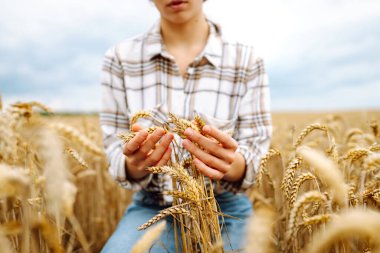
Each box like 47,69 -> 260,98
131,221 -> 166,253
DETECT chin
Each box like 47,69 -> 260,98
164,11 -> 203,25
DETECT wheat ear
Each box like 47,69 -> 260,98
298,146 -> 349,207
129,110 -> 152,131
138,206 -> 189,230
294,123 -> 329,148
305,209 -> 380,253
131,221 -> 166,253
286,191 -> 328,245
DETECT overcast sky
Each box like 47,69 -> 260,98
1,0 -> 380,112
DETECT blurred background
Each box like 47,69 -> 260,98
1,0 -> 380,113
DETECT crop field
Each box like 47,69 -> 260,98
0,101 -> 379,253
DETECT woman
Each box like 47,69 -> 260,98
100,0 -> 272,251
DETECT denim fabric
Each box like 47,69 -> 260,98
101,191 -> 252,252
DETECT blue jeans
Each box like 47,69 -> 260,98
101,191 -> 252,252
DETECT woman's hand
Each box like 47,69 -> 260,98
182,125 -> 246,182
123,124 -> 173,180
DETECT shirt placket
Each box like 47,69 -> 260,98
182,56 -> 203,120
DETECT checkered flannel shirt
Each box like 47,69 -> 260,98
100,19 -> 272,206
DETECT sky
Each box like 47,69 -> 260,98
0,0 -> 380,112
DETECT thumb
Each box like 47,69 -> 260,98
131,123 -> 143,132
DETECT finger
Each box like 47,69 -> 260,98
123,130 -> 148,156
202,125 -> 238,150
155,147 -> 172,167
146,133 -> 174,165
182,139 -> 229,173
137,128 -> 165,157
184,128 -> 235,164
194,158 -> 224,180
132,123 -> 143,132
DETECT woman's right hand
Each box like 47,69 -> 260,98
123,124 -> 173,180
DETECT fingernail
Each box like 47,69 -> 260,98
203,125 -> 211,132
184,128 -> 193,136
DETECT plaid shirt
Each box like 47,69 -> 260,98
100,20 -> 272,206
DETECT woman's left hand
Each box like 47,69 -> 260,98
182,125 -> 246,182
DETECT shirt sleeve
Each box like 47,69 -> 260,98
219,53 -> 273,193
99,46 -> 153,191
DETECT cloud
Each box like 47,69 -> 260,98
272,79 -> 380,111
1,0 -> 380,112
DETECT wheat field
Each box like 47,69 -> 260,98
0,101 -> 379,253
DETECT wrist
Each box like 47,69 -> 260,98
222,152 -> 246,182
125,158 -> 149,181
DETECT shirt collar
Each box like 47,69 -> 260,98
144,19 -> 223,68
202,20 -> 223,68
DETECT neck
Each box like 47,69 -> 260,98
160,13 -> 209,49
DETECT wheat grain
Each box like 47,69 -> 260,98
300,213 -> 331,227
129,110 -> 152,131
281,157 -> 303,201
286,191 -> 328,245
294,123 -> 329,148
65,147 -> 89,169
138,206 -> 189,230
342,148 -> 370,162
163,190 -> 197,202
289,172 -> 317,207
168,113 -> 200,138
256,149 -> 280,189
